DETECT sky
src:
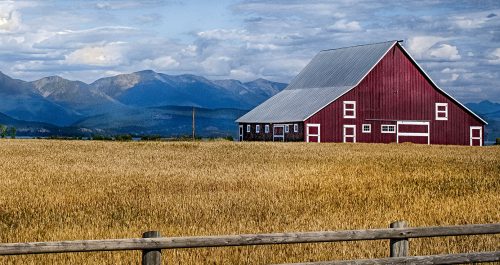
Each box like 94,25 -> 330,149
0,0 -> 499,103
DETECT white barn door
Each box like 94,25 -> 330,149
470,126 -> 482,146
343,125 -> 356,143
306,124 -> 320,143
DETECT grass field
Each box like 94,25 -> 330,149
0,139 -> 498,264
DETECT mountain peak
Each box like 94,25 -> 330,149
135,69 -> 157,75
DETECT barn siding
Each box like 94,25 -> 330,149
240,123 -> 304,141
305,45 -> 484,145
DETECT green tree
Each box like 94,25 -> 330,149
0,125 -> 6,138
9,126 -> 16,139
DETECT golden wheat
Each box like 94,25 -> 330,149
0,139 -> 498,264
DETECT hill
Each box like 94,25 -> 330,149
466,100 -> 500,142
73,105 -> 247,137
0,70 -> 286,137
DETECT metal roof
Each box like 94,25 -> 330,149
235,86 -> 351,123
287,41 -> 396,89
237,41 -> 396,123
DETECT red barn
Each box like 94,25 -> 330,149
236,41 -> 487,146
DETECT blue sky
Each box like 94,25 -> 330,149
0,0 -> 499,103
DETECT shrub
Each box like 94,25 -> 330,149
114,134 -> 133,141
92,134 -> 112,141
141,135 -> 162,141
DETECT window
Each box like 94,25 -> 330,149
294,124 -> 298,133
265,125 -> 269,133
284,125 -> 289,133
381,125 -> 396,133
362,124 -> 371,133
435,103 -> 448,120
246,125 -> 251,133
343,101 -> 356,118
256,125 -> 260,133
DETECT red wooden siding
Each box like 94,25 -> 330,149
305,45 -> 484,145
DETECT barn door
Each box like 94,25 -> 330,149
343,125 -> 356,143
470,126 -> 482,146
306,124 -> 320,143
239,125 -> 243,141
273,125 -> 284,142
397,121 -> 430,145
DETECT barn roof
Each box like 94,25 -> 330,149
237,41 -> 396,123
236,40 -> 487,124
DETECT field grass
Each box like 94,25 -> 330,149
0,139 -> 498,264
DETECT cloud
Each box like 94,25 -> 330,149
429,44 -> 461,60
327,19 -> 362,32
141,56 -> 180,70
407,36 -> 461,61
65,42 -> 127,66
0,5 -> 21,33
1,0 -> 500,102
488,48 -> 500,64
407,36 -> 446,59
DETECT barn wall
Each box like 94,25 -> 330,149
239,123 -> 304,141
305,45 -> 484,145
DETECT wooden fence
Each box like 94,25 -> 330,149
0,221 -> 499,264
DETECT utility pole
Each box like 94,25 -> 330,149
192,107 -> 195,140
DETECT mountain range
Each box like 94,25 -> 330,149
0,70 -> 498,141
0,70 -> 286,138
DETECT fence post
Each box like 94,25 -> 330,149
389,221 -> 408,257
142,231 -> 161,265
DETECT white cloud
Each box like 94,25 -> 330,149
328,19 -> 362,32
429,44 -> 461,60
142,56 -> 180,70
440,73 -> 459,83
407,36 -> 446,59
453,16 -> 487,29
407,37 -> 460,61
441,68 -> 466,74
65,43 -> 127,66
488,48 -> 500,64
228,69 -> 257,81
0,6 -> 21,32
200,56 -> 232,75
245,42 -> 279,51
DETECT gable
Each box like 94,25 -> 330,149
396,44 -> 487,125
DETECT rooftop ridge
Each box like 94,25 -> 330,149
320,40 -> 401,52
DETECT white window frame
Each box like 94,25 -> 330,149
239,125 -> 243,141
435,103 -> 448,121
381,124 -> 396,134
284,124 -> 289,133
256,125 -> 260,133
470,126 -> 482,146
246,124 -> 251,133
273,124 -> 285,141
343,124 -> 356,143
294,124 -> 298,133
265,124 -> 269,133
306,123 -> 320,143
343,101 -> 356,119
362,124 -> 371,133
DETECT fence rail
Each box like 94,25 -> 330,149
274,251 -> 500,265
0,222 -> 499,264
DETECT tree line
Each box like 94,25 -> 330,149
0,125 -> 16,139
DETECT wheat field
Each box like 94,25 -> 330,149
0,139 -> 498,264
